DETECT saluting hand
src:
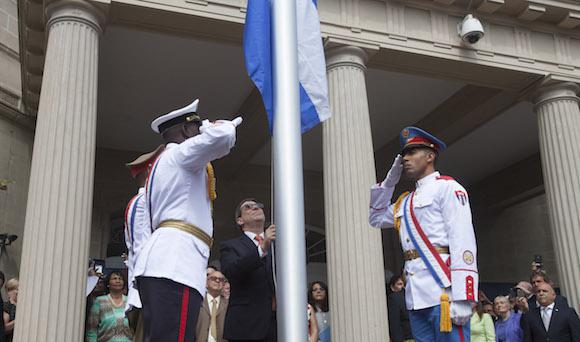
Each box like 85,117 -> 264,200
261,224 -> 276,251
382,154 -> 403,187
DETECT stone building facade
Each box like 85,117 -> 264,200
1,0 -> 579,341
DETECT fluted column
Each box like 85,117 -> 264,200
14,1 -> 103,341
533,82 -> 580,310
323,46 -> 389,341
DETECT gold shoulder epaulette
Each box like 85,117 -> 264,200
393,191 -> 410,233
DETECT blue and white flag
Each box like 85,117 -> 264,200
244,0 -> 331,133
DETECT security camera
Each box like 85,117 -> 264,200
458,14 -> 484,44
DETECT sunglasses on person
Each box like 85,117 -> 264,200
241,202 -> 265,211
208,276 -> 226,283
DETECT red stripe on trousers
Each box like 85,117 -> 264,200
178,287 -> 190,342
458,325 -> 465,342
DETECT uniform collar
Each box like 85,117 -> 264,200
166,142 -> 178,149
416,171 -> 440,188
138,187 -> 145,195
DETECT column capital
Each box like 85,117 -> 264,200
46,0 -> 106,34
325,45 -> 369,71
532,81 -> 580,107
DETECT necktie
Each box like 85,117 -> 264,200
210,298 -> 218,339
255,235 -> 264,246
541,307 -> 551,331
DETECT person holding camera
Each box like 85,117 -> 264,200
369,127 -> 478,342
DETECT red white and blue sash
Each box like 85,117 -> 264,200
124,193 -> 143,249
402,192 -> 451,288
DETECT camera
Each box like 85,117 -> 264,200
457,14 -> 484,44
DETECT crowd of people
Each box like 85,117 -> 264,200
84,261 -> 333,342
385,268 -> 580,342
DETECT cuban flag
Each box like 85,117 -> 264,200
244,0 -> 331,133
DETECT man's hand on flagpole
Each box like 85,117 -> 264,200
382,154 -> 403,187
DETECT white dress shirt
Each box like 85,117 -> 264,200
133,123 -> 237,297
541,302 -> 555,331
369,171 -> 478,310
244,231 -> 267,257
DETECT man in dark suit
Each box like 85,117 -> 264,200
195,269 -> 229,342
220,198 -> 276,342
523,283 -> 580,341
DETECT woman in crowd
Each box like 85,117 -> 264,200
494,295 -> 523,342
3,278 -> 17,342
470,298 -> 495,342
308,281 -> 330,342
86,271 -> 133,342
387,275 -> 413,342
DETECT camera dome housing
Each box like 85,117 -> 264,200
458,14 -> 484,44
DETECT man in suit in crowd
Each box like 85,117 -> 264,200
517,269 -> 569,313
220,198 -> 276,342
523,283 -> 580,341
196,269 -> 229,342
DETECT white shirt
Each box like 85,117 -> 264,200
133,122 -> 237,297
541,302 -> 555,330
124,187 -> 150,311
244,231 -> 267,257
206,293 -> 221,342
369,171 -> 478,310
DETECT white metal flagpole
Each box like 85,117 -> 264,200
271,0 -> 309,341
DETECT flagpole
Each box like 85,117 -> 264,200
271,0 -> 308,341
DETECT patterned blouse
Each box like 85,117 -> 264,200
86,295 -> 132,342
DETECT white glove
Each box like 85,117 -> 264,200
450,300 -> 473,326
381,154 -> 403,187
199,117 -> 243,134
231,116 -> 243,127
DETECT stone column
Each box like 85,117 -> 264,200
14,1 -> 103,341
533,82 -> 580,310
323,46 -> 390,341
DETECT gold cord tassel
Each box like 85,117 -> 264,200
206,163 -> 217,203
393,191 -> 409,233
440,293 -> 452,332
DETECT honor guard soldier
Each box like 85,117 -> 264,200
133,98 -> 242,341
369,127 -> 478,342
124,144 -> 164,341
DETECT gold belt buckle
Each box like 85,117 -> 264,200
404,247 -> 449,261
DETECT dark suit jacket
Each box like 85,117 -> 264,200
195,294 -> 229,342
387,290 -> 412,342
523,299 -> 580,342
220,233 -> 275,341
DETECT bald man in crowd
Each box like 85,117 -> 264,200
522,283 -> 580,341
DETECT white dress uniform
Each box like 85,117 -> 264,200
133,122 -> 236,298
369,171 -> 478,310
124,186 -> 150,312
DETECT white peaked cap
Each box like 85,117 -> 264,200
151,98 -> 200,133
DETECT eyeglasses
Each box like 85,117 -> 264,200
241,202 -> 264,211
208,276 -> 226,283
